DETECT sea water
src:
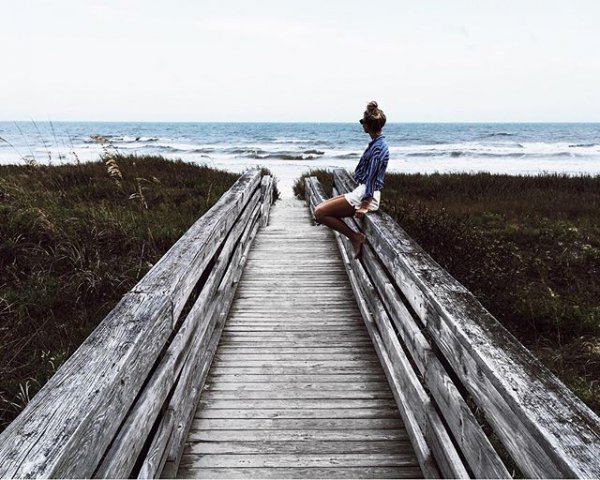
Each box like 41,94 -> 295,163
1,122 -> 599,197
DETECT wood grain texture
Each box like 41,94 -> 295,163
307,179 -> 443,479
174,197 -> 422,479
177,466 -> 423,479
260,175 -> 274,227
332,168 -> 600,479
96,186 -> 263,478
158,202 -> 263,478
328,182 -> 509,479
0,292 -> 172,479
133,169 -> 262,319
334,231 -> 468,479
0,171 -> 269,479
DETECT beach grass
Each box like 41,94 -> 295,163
0,154 -> 277,432
294,169 -> 600,415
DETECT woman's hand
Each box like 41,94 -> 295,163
354,207 -> 369,219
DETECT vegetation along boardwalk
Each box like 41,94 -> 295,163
174,198 -> 421,479
0,169 -> 598,479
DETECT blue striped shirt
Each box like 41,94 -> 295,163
353,135 -> 389,201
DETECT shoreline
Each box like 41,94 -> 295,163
2,122 -> 600,198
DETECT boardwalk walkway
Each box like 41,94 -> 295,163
176,198 -> 422,479
0,171 -> 598,479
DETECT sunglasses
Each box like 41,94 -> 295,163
359,119 -> 364,125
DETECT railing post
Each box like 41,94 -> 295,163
260,175 -> 273,227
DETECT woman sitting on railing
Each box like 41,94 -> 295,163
314,101 -> 389,259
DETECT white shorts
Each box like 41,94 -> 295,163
343,184 -> 381,211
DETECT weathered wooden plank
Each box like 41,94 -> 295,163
218,338 -> 371,345
235,273 -> 349,278
217,341 -> 375,348
174,196 -> 420,479
259,175 -> 274,227
220,331 -> 369,337
197,399 -> 398,412
346,221 -> 510,478
225,311 -> 361,323
231,304 -> 356,316
239,270 -> 348,275
334,168 -> 600,478
335,230 -> 472,479
0,292 -> 172,479
223,321 -> 362,326
248,252 -> 340,257
192,418 -> 404,431
218,337 -> 371,345
96,188 -> 264,478
318,199 -> 442,480
185,429 -> 409,442
177,466 -> 422,479
199,390 -> 393,400
234,291 -> 354,296
222,325 -> 362,332
238,279 -> 351,284
233,294 -> 356,300
206,374 -> 387,384
195,408 -> 400,420
212,359 -> 380,366
136,409 -> 174,480
211,353 -> 377,361
242,257 -> 344,263
159,208 -> 262,478
215,347 -> 375,354
228,309 -> 359,315
180,453 -> 419,468
182,440 -> 406,454
223,319 -> 365,325
209,366 -> 382,375
204,381 -> 385,390
133,169 -> 261,320
228,308 -> 362,313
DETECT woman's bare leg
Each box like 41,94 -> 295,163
314,195 -> 367,258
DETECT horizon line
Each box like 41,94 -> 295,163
1,120 -> 599,124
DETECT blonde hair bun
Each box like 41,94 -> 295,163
367,101 -> 379,113
362,101 -> 386,132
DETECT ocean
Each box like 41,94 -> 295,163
1,122 -> 599,197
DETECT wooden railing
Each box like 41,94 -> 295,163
0,169 -> 274,479
305,169 -> 600,479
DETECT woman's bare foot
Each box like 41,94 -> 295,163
351,232 -> 367,259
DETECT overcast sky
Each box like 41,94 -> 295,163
1,0 -> 598,122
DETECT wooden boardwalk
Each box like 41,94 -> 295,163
176,198 -> 422,479
2,171 -> 598,479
